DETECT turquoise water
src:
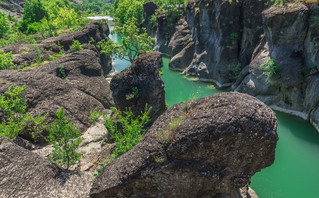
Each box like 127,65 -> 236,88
110,35 -> 319,198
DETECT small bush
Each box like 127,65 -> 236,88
0,85 -> 47,140
46,107 -> 84,170
92,105 -> 151,181
0,51 -> 15,70
260,58 -> 280,82
70,40 -> 84,52
105,105 -> 151,159
89,108 -> 102,123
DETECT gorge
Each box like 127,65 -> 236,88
0,0 -> 319,197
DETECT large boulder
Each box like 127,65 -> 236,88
90,92 -> 278,198
0,49 -> 114,142
0,137 -> 93,197
110,52 -> 166,123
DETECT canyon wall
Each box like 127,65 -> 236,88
156,0 -> 319,131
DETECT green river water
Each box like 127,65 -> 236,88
109,32 -> 319,198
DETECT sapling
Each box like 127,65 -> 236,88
46,107 -> 84,170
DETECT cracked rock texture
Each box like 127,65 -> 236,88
90,92 -> 278,198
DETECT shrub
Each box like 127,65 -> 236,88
105,105 -> 151,159
70,40 -> 84,51
46,107 -> 84,170
92,105 -> 151,181
0,85 -> 47,140
0,51 -> 15,70
89,108 -> 103,123
260,58 -> 280,82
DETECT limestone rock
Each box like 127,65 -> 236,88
110,52 -> 166,123
90,92 -> 278,198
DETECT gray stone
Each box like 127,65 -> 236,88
110,52 -> 166,123
0,137 -> 93,198
90,92 -> 278,198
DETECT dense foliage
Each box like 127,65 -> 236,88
0,85 -> 46,140
0,0 -> 90,47
18,0 -> 49,32
79,0 -> 114,16
46,107 -> 84,170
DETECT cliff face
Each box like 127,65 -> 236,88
157,0 -> 319,131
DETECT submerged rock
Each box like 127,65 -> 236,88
110,51 -> 166,123
0,137 -> 93,198
90,92 -> 278,198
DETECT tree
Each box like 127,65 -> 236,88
99,18 -> 154,63
115,0 -> 144,25
0,11 -> 9,38
19,0 -> 49,32
46,107 -> 84,170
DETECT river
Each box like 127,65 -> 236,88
107,27 -> 319,198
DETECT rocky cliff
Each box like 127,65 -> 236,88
157,0 -> 319,131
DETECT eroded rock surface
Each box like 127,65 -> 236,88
90,92 -> 278,198
0,137 -> 93,198
1,21 -> 113,76
110,51 -> 166,123
0,49 -> 114,142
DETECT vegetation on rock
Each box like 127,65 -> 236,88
260,58 -> 280,82
105,105 -> 151,159
0,85 -> 46,140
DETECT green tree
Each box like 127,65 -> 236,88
0,11 -> 9,38
99,18 -> 154,63
46,107 -> 84,170
115,0 -> 144,25
19,0 -> 49,32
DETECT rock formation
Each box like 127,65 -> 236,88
141,1 -> 158,36
1,21 -> 113,76
110,51 -> 166,123
0,137 -> 93,198
156,0 -> 319,131
90,92 -> 278,198
0,48 -> 114,142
